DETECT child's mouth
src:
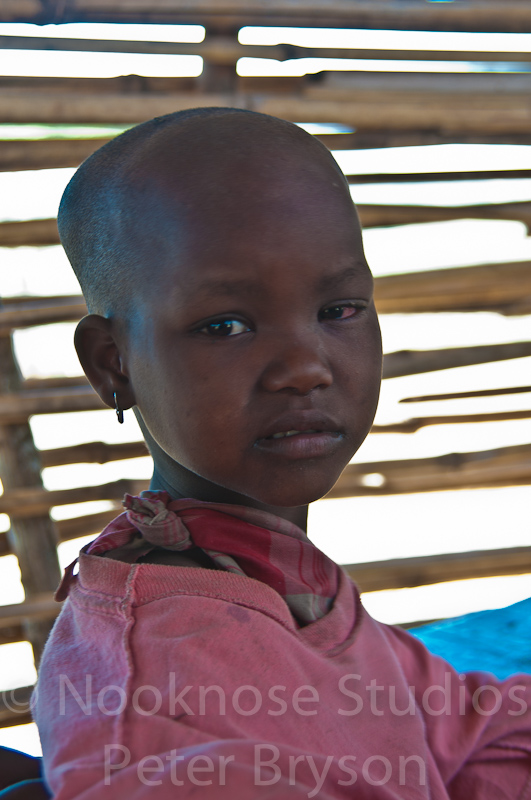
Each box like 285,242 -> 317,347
257,429 -> 343,459
268,429 -> 320,439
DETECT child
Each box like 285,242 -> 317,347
34,108 -> 531,799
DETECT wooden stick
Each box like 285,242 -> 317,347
371,410 -> 531,434
374,261 -> 531,316
4,202 -> 531,250
3,34 -> 531,66
0,296 -> 87,329
0,685 -> 34,729
0,387 -> 107,422
55,508 -> 123,542
328,443 -> 531,497
345,545 -> 531,594
9,0 -> 531,33
349,169 -> 531,185
2,259 -> 530,332
383,342 -> 531,379
0,218 -> 59,247
319,131 -> 531,150
41,440 -> 149,467
357,202 -> 531,230
0,478 -> 149,516
0,138 -> 111,172
2,86 -> 531,129
0,594 -> 59,628
400,386 -> 531,403
0,341 -> 523,424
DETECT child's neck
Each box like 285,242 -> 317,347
143,430 -> 308,532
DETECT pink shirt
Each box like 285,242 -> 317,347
34,549 -> 531,799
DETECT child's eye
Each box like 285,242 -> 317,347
319,304 -> 360,321
197,319 -> 251,336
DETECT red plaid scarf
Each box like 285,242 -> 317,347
67,491 -> 339,626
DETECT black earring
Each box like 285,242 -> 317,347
113,392 -> 124,424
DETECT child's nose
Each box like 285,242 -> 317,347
259,334 -> 333,395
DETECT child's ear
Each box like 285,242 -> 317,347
74,315 -> 136,412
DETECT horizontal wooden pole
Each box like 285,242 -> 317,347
383,342 -> 531,379
0,218 -> 59,247
0,90 -> 230,124
400,386 -> 531,403
55,508 -> 123,542
0,507 -> 123,557
328,443 -> 531,498
0,295 -> 86,328
0,684 -> 33,729
6,0 -> 531,34
375,261 -> 531,316
5,136 -> 531,179
23,375 -> 90,391
372,410 -> 531,434
2,260 -> 530,334
358,202 -> 531,231
345,545 -> 531,593
41,439 -> 149,467
312,70 -> 531,97
0,387 -> 106,422
0,137 -> 111,172
0,478 -> 148,516
0,342 -> 523,424
319,131 -> 531,150
349,169 -> 531,185
4,203 -> 531,250
1,83 -> 531,129
0,541 -> 529,647
0,593 -> 59,628
2,34 -> 531,67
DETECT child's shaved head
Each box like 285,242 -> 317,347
70,106 -> 380,518
58,107 -> 351,317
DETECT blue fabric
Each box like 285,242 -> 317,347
410,597 -> 531,679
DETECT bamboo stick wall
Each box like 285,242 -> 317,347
0,0 -> 530,728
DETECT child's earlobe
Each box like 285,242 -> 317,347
74,314 -> 136,414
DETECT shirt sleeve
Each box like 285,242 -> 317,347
383,623 -> 531,799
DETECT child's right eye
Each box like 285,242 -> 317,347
197,319 -> 250,337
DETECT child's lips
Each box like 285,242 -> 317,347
255,430 -> 344,459
255,413 -> 344,458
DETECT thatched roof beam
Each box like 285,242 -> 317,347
329,443 -> 531,497
5,138 -> 531,179
2,261 -> 530,324
400,386 -> 531,403
0,219 -> 59,247
372,410 -> 531,434
41,439 -> 149,467
358,202 -> 531,230
5,0 -> 531,34
0,387 -> 106,422
1,80 -> 531,130
3,34 -> 531,66
383,342 -> 531,379
375,261 -> 531,315
0,478 -> 149,516
4,204 -> 531,249
0,685 -> 33,729
0,296 -> 86,329
5,139 -> 531,177
346,545 -> 531,594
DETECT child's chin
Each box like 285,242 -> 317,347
253,478 -> 339,509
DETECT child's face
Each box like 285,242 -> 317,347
120,144 -> 382,508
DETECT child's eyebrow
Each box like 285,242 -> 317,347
316,264 -> 373,294
185,264 -> 371,301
